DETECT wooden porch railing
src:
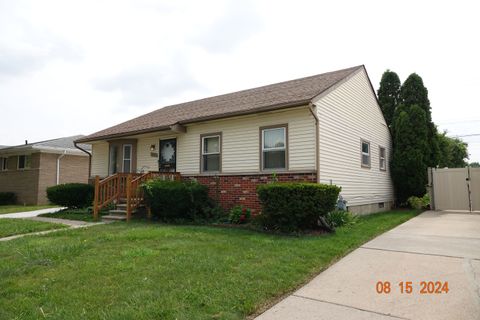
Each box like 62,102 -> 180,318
93,171 -> 181,221
126,171 -> 181,220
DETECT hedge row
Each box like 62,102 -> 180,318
142,180 -> 215,221
46,183 -> 94,208
0,192 -> 16,205
256,182 -> 341,232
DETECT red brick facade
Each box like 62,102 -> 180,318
184,172 -> 317,213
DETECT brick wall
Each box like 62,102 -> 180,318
0,153 -> 40,205
184,172 -> 317,214
37,153 -> 89,204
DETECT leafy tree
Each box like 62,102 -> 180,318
377,70 -> 401,128
391,104 -> 428,203
470,162 -> 480,168
399,73 -> 440,167
437,131 -> 469,168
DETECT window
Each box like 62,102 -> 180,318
361,140 -> 370,168
262,126 -> 287,170
201,134 -> 221,172
0,157 -> 7,171
18,155 -> 31,170
123,144 -> 132,173
379,146 -> 386,171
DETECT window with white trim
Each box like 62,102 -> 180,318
379,146 -> 386,171
0,157 -> 7,171
18,155 -> 31,170
262,126 -> 287,170
361,140 -> 370,168
201,135 -> 221,172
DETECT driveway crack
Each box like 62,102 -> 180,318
464,258 -> 480,303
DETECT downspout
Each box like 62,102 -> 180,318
56,150 -> 67,185
74,142 -> 92,178
308,103 -> 320,184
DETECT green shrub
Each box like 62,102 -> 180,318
407,193 -> 430,209
256,182 -> 341,232
46,183 -> 94,208
142,180 -> 212,221
0,192 -> 16,205
325,210 -> 357,229
229,205 -> 251,224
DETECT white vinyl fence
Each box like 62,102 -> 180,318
428,167 -> 480,212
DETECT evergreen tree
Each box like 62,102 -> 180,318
391,104 -> 429,203
377,70 -> 401,128
399,73 -> 440,167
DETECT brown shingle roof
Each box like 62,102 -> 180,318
77,65 -> 363,143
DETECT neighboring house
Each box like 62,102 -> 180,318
0,136 -> 91,205
76,65 -> 393,214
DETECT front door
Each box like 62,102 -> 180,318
159,138 -> 176,172
108,139 -> 137,174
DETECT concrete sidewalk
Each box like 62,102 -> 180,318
256,211 -> 480,320
0,207 -> 64,219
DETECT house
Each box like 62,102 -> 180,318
0,135 -> 91,205
76,65 -> 393,215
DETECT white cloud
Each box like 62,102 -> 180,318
0,0 -> 479,161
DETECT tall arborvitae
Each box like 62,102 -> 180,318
399,73 -> 440,167
391,104 -> 429,203
377,70 -> 401,128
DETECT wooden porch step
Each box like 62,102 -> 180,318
102,214 -> 128,221
109,209 -> 128,214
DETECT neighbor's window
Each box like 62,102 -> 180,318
0,157 -> 7,171
262,126 -> 287,170
379,146 -> 386,171
361,140 -> 370,168
18,155 -> 31,170
201,134 -> 221,172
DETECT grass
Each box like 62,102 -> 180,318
0,218 -> 67,238
0,205 -> 59,215
39,208 -> 106,222
0,210 -> 419,319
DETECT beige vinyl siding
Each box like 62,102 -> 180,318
91,142 -> 109,177
314,68 -> 394,206
131,107 -> 316,175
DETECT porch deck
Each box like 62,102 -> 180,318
93,172 -> 181,221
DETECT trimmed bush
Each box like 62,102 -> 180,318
0,192 -> 16,205
256,182 -> 341,232
46,183 -> 94,208
142,180 -> 212,221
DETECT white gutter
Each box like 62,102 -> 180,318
56,150 -> 67,185
308,103 -> 320,184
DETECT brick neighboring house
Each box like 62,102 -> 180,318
0,136 -> 91,205
77,65 -> 394,214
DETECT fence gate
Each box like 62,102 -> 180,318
429,167 -> 480,212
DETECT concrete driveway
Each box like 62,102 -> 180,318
256,211 -> 480,320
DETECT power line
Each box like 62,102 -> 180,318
455,134 -> 480,138
437,119 -> 480,125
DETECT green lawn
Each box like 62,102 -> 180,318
0,205 -> 59,215
0,210 -> 419,319
39,208 -> 106,222
0,218 -> 67,238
